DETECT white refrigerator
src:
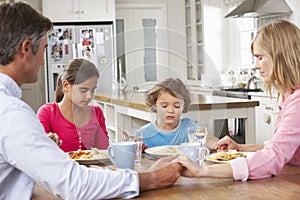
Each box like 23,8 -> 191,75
45,22 -> 115,102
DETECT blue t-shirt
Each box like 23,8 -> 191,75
141,118 -> 197,148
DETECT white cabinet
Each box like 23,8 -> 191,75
185,0 -> 203,82
251,95 -> 278,144
42,0 -> 115,22
96,101 -> 118,143
95,100 -> 149,143
185,0 -> 223,86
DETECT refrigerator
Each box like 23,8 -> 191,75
45,22 -> 115,102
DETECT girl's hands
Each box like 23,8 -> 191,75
47,132 -> 62,146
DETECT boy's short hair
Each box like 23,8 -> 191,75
146,78 -> 191,113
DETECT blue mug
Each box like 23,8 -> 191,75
108,142 -> 136,169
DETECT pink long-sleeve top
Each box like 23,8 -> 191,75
37,103 -> 109,152
230,89 -> 300,181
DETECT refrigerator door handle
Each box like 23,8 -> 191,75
72,43 -> 78,59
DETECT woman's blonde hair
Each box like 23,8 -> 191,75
251,20 -> 300,98
146,78 -> 191,113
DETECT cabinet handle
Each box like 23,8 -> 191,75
81,10 -> 84,14
264,113 -> 271,124
75,10 -> 79,14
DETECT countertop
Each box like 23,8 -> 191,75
94,92 -> 259,112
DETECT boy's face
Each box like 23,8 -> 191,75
155,91 -> 184,129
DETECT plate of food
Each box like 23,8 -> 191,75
145,145 -> 181,158
68,148 -> 110,165
206,150 -> 254,163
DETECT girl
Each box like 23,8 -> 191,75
37,58 -> 109,152
177,20 -> 300,180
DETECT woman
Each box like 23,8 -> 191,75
37,58 -> 109,152
177,20 -> 300,180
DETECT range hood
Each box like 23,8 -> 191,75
225,0 -> 293,18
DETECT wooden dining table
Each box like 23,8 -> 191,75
32,155 -> 300,200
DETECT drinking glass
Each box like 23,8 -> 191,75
187,125 -> 208,147
123,129 -> 143,163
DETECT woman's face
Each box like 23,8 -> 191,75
155,91 -> 184,129
252,42 -> 273,83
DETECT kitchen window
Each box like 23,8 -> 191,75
237,18 -> 256,69
237,16 -> 289,70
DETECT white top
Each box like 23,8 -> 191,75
0,73 -> 139,199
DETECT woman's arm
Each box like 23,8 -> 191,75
237,143 -> 264,152
176,155 -> 233,178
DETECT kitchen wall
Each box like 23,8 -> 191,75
116,0 -> 187,80
286,0 -> 300,25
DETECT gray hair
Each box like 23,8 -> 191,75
0,1 -> 52,65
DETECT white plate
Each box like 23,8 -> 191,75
206,152 -> 255,163
68,149 -> 110,165
145,145 -> 181,158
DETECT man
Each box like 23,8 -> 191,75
0,2 -> 181,199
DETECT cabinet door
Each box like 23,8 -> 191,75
252,96 -> 277,144
79,0 -> 115,21
185,0 -> 223,86
43,0 -> 79,22
43,0 -> 115,22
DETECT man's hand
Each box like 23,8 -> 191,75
139,156 -> 181,191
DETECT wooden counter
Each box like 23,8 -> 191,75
32,156 -> 300,200
94,93 -> 259,144
94,92 -> 259,112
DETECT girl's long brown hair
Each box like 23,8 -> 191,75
55,58 -> 99,102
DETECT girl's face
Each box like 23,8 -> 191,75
252,42 -> 273,83
155,91 -> 184,130
64,76 -> 98,108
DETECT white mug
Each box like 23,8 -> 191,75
181,142 -> 209,165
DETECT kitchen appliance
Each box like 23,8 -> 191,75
45,22 -> 115,102
213,87 -> 262,99
212,87 -> 262,144
225,0 -> 293,18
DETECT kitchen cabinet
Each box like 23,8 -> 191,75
42,0 -> 115,22
185,0 -> 223,86
96,101 -> 118,143
94,93 -> 259,144
185,0 -> 203,81
95,98 -> 149,143
251,94 -> 279,144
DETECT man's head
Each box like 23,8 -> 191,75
0,1 -> 52,65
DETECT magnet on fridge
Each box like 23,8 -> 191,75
100,57 -> 107,64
